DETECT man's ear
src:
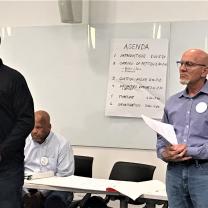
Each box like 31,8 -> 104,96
201,67 -> 208,78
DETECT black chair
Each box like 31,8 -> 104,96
74,155 -> 93,178
104,161 -> 167,208
69,155 -> 94,208
108,161 -> 155,182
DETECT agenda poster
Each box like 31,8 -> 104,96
105,39 -> 169,119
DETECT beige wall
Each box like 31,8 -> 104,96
1,1 -> 208,26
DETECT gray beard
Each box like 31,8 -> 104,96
180,79 -> 190,85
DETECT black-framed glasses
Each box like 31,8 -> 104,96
176,61 -> 207,69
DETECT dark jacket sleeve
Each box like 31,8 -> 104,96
0,74 -> 34,160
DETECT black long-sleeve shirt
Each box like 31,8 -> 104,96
0,58 -> 34,174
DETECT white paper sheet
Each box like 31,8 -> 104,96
25,175 -> 166,201
107,179 -> 165,200
25,171 -> 54,180
141,114 -> 178,144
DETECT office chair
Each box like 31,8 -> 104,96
69,155 -> 94,208
74,155 -> 93,178
104,161 -> 167,208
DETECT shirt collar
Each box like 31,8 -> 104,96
178,79 -> 208,98
42,131 -> 53,145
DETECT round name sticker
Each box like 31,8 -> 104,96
40,156 -> 48,166
196,102 -> 207,113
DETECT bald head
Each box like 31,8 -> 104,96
179,48 -> 208,89
35,110 -> 50,125
182,49 -> 208,66
31,110 -> 51,144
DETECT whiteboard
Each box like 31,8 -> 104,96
0,22 -> 173,149
168,21 -> 208,96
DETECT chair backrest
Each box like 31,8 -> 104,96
74,155 -> 94,178
109,161 -> 156,182
105,161 -> 163,207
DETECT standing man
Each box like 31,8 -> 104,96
0,36 -> 34,208
157,48 -> 208,208
24,110 -> 74,208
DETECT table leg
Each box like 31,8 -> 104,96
120,198 -> 128,208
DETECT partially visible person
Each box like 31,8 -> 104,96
0,36 -> 34,208
23,110 -> 74,208
157,48 -> 208,208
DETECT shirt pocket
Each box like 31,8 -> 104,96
47,157 -> 57,172
191,108 -> 208,137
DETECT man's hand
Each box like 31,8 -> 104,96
161,144 -> 192,162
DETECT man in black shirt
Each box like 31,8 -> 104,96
0,36 -> 34,208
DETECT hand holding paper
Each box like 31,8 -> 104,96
141,114 -> 178,144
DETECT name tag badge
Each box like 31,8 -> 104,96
196,102 -> 207,113
40,156 -> 49,166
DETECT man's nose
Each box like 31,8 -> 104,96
32,128 -> 38,134
180,63 -> 187,71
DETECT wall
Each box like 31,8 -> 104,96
89,1 -> 208,24
73,146 -> 166,181
1,1 -> 208,183
1,1 -> 208,27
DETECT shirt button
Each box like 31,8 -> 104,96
184,139 -> 186,142
186,125 -> 189,128
187,111 -> 190,114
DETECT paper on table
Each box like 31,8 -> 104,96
25,171 -> 54,180
141,114 -> 178,144
26,175 -> 108,192
106,179 -> 165,200
25,175 -> 166,201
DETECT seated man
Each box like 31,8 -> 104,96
23,110 -> 74,208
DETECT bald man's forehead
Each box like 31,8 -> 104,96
182,49 -> 208,63
35,111 -> 50,119
183,49 -> 207,58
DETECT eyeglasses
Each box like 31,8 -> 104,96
176,61 -> 208,69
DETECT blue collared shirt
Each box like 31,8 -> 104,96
24,131 -> 74,176
157,80 -> 208,160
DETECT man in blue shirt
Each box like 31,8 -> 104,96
157,48 -> 208,208
23,110 -> 74,208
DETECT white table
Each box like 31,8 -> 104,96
24,175 -> 167,208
